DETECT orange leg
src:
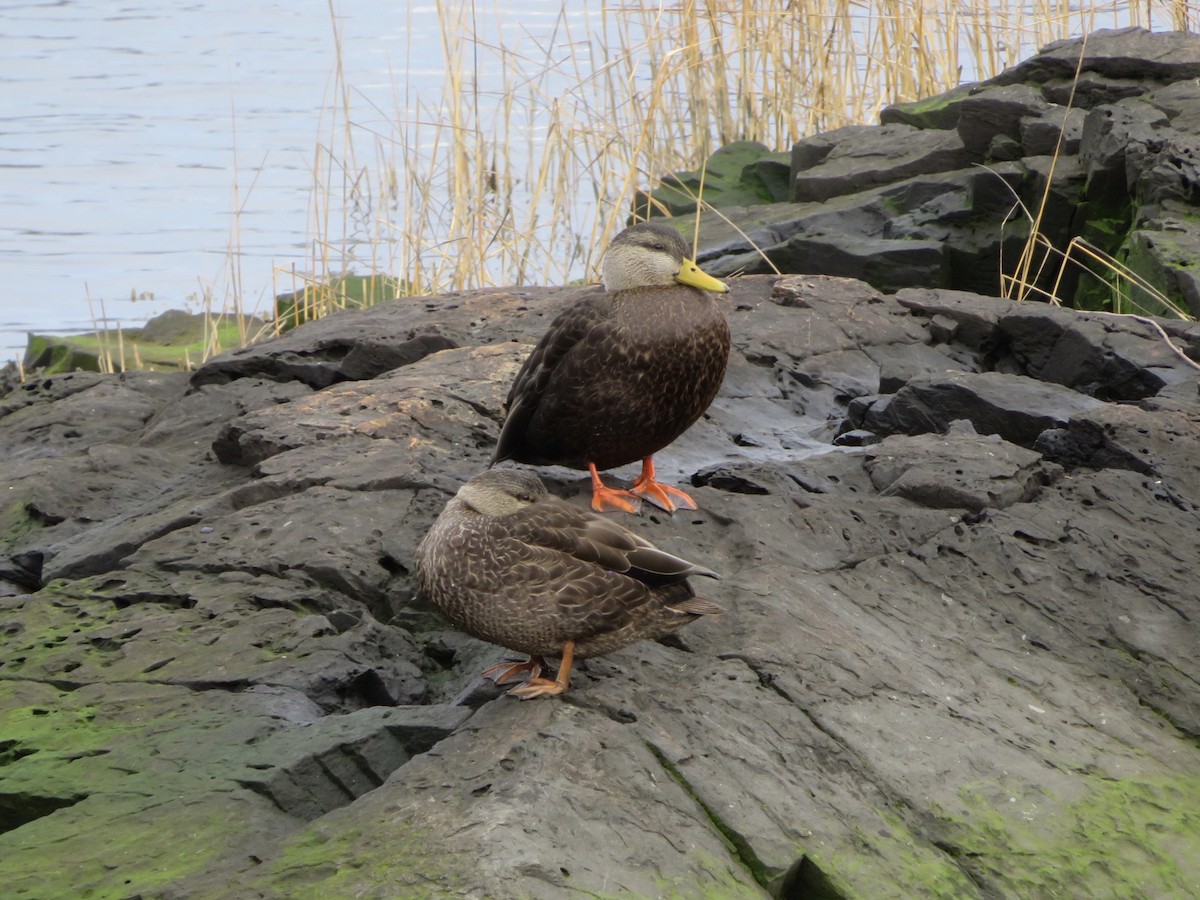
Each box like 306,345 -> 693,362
508,641 -> 575,700
630,456 -> 697,512
588,462 -> 641,514
480,656 -> 544,686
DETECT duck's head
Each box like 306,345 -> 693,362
601,222 -> 729,294
456,469 -> 548,517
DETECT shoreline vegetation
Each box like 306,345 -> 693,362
13,0 -> 1197,379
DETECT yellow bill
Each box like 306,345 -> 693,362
675,258 -> 730,293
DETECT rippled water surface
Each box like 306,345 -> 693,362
0,0 -> 573,364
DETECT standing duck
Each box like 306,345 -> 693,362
416,469 -> 721,699
491,221 -> 731,513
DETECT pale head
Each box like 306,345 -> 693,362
601,222 -> 729,294
456,468 -> 548,517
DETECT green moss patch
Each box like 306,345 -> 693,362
810,812 -> 980,898
632,141 -> 790,220
236,816 -> 470,900
0,500 -> 39,554
880,83 -> 976,129
1,789 -> 294,899
927,774 -> 1200,896
23,311 -> 261,374
777,772 -> 1199,898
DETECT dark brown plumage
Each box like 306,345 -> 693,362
491,221 -> 731,513
415,469 -> 721,699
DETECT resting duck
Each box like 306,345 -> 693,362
416,469 -> 721,699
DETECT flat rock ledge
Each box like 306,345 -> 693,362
2,271 -> 1198,898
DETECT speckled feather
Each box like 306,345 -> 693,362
415,469 -> 721,660
491,223 -> 731,472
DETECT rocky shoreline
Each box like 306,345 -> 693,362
3,271 -> 1198,897
3,27 -> 1200,900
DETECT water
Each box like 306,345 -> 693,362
0,0 -> 566,365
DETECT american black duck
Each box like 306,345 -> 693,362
491,221 -> 730,513
416,469 -> 721,699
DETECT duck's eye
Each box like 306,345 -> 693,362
650,242 -> 665,251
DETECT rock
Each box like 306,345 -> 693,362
22,310 -> 266,375
647,29 -> 1200,317
790,123 -> 970,202
1125,225 -> 1200,317
994,27 -> 1200,85
226,700 -> 769,898
697,163 -> 1037,295
1078,98 -> 1171,185
864,429 -> 1059,511
1149,78 -> 1200,134
1018,105 -> 1086,157
632,140 -> 791,218
1040,71 -> 1148,107
0,361 -> 20,399
235,704 -> 472,820
997,303 -> 1198,398
4,269 -> 1200,897
211,343 -> 524,470
862,369 -> 1107,445
956,82 -> 1054,155
880,82 -> 977,130
0,371 -> 169,460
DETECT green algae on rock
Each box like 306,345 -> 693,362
23,309 -> 263,375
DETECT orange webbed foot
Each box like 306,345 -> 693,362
507,677 -> 569,700
631,479 -> 697,512
505,641 -> 575,700
480,657 -> 544,686
591,485 -> 642,514
588,462 -> 642,514
630,457 -> 697,512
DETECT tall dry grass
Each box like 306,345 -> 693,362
286,0 -> 1193,324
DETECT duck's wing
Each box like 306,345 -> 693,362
621,528 -> 720,584
503,535 -> 712,641
488,498 -> 722,641
499,496 -> 720,586
491,292 -> 611,466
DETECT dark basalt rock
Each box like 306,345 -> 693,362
863,426 -> 1060,511
993,27 -> 1200,85
665,28 -> 1200,319
956,82 -> 1055,155
4,268 -> 1199,898
790,123 -> 971,202
859,369 -> 1107,446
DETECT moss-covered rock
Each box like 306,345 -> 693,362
632,140 -> 790,220
22,310 -> 263,375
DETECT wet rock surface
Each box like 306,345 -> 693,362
3,265 -> 1199,898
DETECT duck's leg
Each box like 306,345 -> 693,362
588,462 -> 642,514
480,656 -> 544,685
630,456 -> 697,512
508,641 -> 575,700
